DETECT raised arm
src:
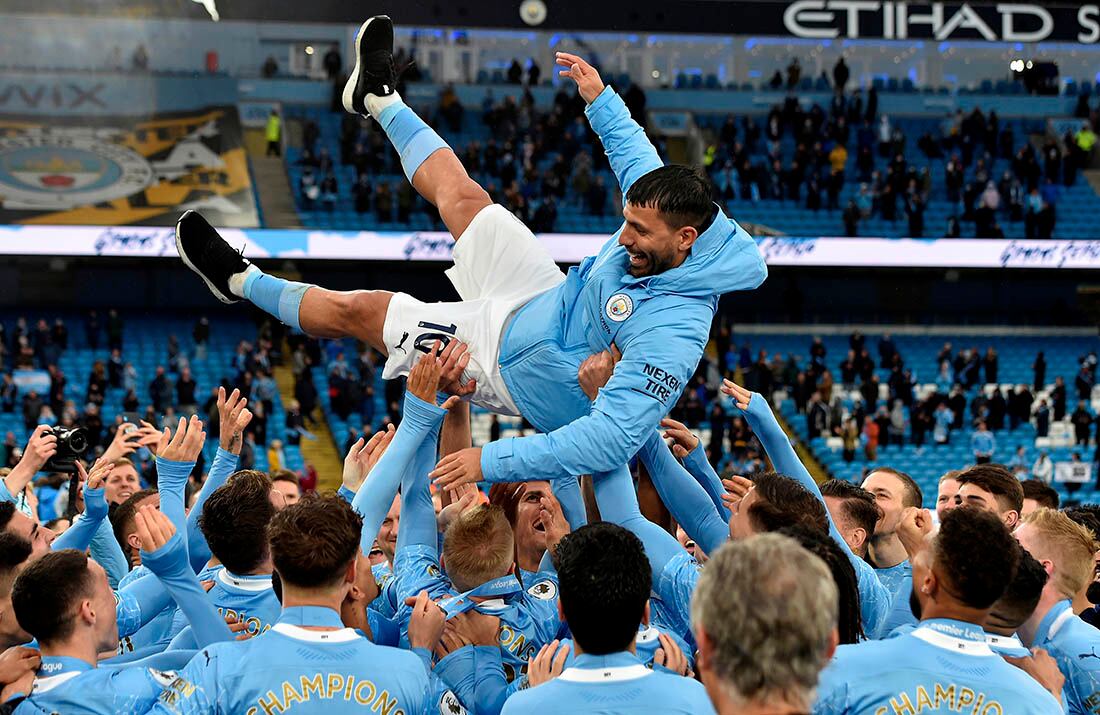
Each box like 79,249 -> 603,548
52,460 -> 111,553
185,388 -> 249,572
153,415 -> 207,561
636,431 -> 728,557
557,52 -> 663,197
135,506 -> 233,648
662,417 -> 732,521
723,380 -> 890,637
1,426 -> 56,502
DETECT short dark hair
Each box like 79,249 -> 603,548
112,488 -> 159,558
820,480 -> 881,538
624,165 -> 714,232
1020,480 -> 1060,510
0,533 -> 32,599
1064,505 -> 1100,541
868,467 -> 923,508
200,470 -> 275,574
488,482 -> 524,528
934,507 -> 1019,610
12,549 -> 93,645
957,464 -> 1024,515
777,525 -> 863,644
270,469 -> 300,487
0,502 -> 16,534
988,546 -> 1047,631
556,522 -> 650,655
749,473 -> 829,534
269,494 -> 362,590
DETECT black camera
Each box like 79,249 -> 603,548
42,427 -> 90,475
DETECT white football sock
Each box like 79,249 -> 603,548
366,90 -> 402,118
228,264 -> 261,298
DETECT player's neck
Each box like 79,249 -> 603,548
281,590 -> 345,630
516,545 -> 544,574
40,635 -> 99,668
570,641 -> 637,658
919,600 -> 989,628
867,533 -> 907,569
1018,588 -> 1066,647
1071,587 -> 1093,616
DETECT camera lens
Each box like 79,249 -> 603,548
68,430 -> 89,454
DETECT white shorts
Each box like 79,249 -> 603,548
381,204 -> 565,415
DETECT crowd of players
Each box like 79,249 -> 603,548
0,335 -> 1093,713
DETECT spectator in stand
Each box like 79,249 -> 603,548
507,58 -> 523,84
1076,364 -> 1095,401
265,110 -> 282,157
1032,449 -> 1053,485
105,308 -> 122,349
149,366 -> 172,413
353,174 -> 372,214
862,415 -> 879,461
971,421 -> 996,464
176,366 -> 198,414
1072,401 -> 1093,447
933,402 -> 954,445
323,43 -> 342,81
786,58 -> 802,89
261,55 -> 278,78
832,57 -> 850,90
320,172 -> 338,212
841,417 -> 859,463
1052,376 -> 1068,421
299,168 -> 319,209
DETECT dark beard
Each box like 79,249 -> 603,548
909,589 -> 922,620
1087,581 -> 1100,605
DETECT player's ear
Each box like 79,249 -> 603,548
641,600 -> 650,627
825,627 -> 839,660
677,225 -> 699,252
694,627 -> 711,672
557,599 -> 565,623
126,533 -> 142,555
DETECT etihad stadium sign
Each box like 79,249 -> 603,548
783,2 -> 1100,43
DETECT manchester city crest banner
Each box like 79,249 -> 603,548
0,106 -> 259,227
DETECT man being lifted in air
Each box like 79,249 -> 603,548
175,15 -> 766,486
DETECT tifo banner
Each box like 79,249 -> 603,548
0,225 -> 1099,269
0,107 -> 258,228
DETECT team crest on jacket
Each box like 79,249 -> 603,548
605,293 -> 633,322
527,579 -> 558,600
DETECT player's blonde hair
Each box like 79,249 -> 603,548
443,504 -> 514,592
1022,507 -> 1098,598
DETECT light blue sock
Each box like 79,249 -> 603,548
242,269 -> 311,332
377,100 -> 449,183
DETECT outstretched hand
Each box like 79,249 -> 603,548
157,415 -> 207,463
556,52 -> 605,105
661,417 -> 700,458
407,343 -> 461,410
342,425 -> 396,493
217,387 -> 253,455
431,447 -> 483,490
437,339 -> 477,399
720,379 -> 755,411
